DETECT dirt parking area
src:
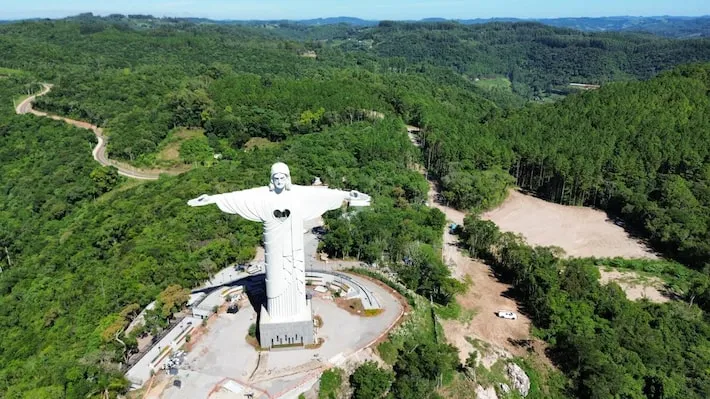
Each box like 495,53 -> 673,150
441,248 -> 536,363
428,185 -> 545,363
481,190 -> 657,259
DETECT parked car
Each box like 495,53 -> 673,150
496,310 -> 517,320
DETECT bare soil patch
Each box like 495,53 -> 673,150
335,297 -> 365,315
481,190 -> 657,259
441,253 -> 541,364
599,268 -> 670,303
364,110 -> 385,120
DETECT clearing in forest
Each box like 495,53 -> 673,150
474,76 -> 512,91
156,128 -> 206,164
0,67 -> 23,78
599,268 -> 670,303
481,190 -> 657,259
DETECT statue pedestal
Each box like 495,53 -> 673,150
259,299 -> 315,349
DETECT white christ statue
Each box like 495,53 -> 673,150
188,162 -> 370,328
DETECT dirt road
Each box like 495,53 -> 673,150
16,84 -> 187,180
407,128 -> 538,361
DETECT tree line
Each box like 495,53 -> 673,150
421,64 -> 710,270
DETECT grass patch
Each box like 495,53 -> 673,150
435,301 -> 462,320
435,301 -> 476,322
536,93 -> 567,103
458,307 -> 476,324
514,357 -> 568,399
597,257 -> 698,280
0,67 -> 26,80
155,128 -> 205,165
0,67 -> 24,76
440,372 -> 479,399
12,82 -> 44,106
474,76 -> 512,91
474,359 -> 509,389
151,346 -> 172,364
13,93 -> 33,107
318,368 -> 343,399
363,308 -> 383,317
595,257 -> 702,295
465,336 -> 491,352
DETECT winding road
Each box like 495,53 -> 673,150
15,84 -> 185,180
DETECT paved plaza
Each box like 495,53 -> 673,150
133,219 -> 403,398
157,272 -> 402,398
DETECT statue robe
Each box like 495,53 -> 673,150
212,185 -> 347,321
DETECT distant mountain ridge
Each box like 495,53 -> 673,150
27,13 -> 710,38
531,16 -> 710,38
234,15 -> 710,38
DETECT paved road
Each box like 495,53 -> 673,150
15,84 -> 185,180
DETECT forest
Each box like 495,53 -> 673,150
421,64 -> 710,270
1,14 -> 710,398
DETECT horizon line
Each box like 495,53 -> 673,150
2,13 -> 710,22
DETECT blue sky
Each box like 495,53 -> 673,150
2,0 -> 708,21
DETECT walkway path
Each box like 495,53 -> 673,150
15,83 -> 187,180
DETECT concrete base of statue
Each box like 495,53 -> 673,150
258,300 -> 315,349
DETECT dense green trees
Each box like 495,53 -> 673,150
350,361 -> 394,399
318,368 -> 343,399
2,14 -> 710,398
393,243 -> 464,305
0,74 -> 446,397
391,340 -> 459,399
3,16 -> 708,168
357,21 -> 710,93
422,64 -> 710,270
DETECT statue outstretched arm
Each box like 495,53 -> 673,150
187,194 -> 215,207
346,190 -> 371,207
187,188 -> 266,222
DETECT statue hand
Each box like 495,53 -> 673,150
348,190 -> 371,207
187,194 -> 214,207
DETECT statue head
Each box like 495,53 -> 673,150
269,162 -> 292,192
